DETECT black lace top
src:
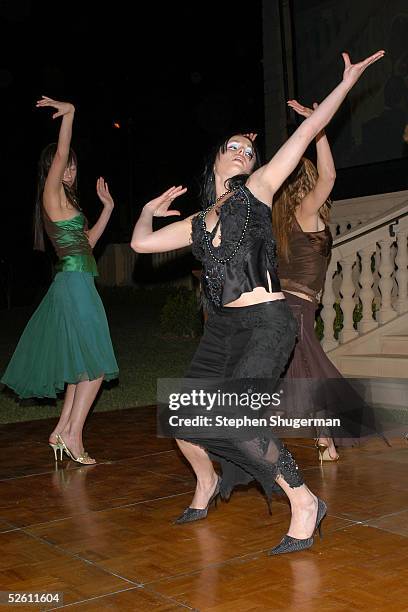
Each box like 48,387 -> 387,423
191,185 -> 281,311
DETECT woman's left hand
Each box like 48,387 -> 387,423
287,100 -> 318,118
243,132 -> 258,142
96,177 -> 114,210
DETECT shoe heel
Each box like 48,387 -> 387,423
315,498 -> 327,539
50,443 -> 62,461
317,444 -> 327,466
268,497 -> 327,556
175,475 -> 221,524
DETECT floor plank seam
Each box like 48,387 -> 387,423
22,534 -> 199,610
326,521 -> 362,532
331,516 -> 367,525
46,586 -> 142,611
140,468 -> 195,483
20,528 -> 142,587
0,450 -> 179,482
324,512 -> 358,521
0,469 -> 70,482
114,449 -> 176,463
18,490 -> 196,530
0,461 -> 118,482
141,547 -> 291,587
135,584 -> 199,611
0,526 -> 20,533
364,524 -> 408,538
0,518 -> 20,531
46,584 -> 197,611
47,587 -> 140,610
336,508 -> 408,523
362,507 -> 408,522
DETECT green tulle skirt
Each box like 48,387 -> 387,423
1,272 -> 119,399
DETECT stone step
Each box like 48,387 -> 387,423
335,354 -> 408,379
381,335 -> 408,355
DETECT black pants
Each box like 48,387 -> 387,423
182,300 -> 304,500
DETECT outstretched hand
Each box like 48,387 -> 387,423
342,50 -> 385,89
96,177 -> 114,211
287,100 -> 318,118
144,185 -> 187,217
36,96 -> 75,119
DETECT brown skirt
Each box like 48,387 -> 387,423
282,291 -> 360,446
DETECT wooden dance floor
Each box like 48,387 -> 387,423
1,406 -> 408,611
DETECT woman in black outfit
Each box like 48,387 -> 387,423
131,50 -> 384,555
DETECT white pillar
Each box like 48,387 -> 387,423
395,230 -> 408,315
357,247 -> 378,333
339,256 -> 358,343
377,238 -> 398,324
321,257 -> 339,351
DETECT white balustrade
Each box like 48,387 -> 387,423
395,230 -> 408,315
377,237 -> 398,324
321,256 -> 339,351
338,256 -> 359,343
319,197 -> 408,348
357,246 -> 378,333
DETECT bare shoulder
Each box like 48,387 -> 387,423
296,207 -> 325,231
42,192 -> 63,220
183,211 -> 202,224
42,195 -> 79,223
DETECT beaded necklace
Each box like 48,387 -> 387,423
201,185 -> 251,264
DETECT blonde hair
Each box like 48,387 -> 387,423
272,157 -> 331,262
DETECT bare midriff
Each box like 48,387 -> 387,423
224,271 -> 285,307
224,287 -> 286,307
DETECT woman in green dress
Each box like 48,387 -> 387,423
1,97 -> 118,464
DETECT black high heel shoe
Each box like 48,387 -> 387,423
268,497 -> 327,556
175,475 -> 222,524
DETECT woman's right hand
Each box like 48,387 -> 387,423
36,96 -> 75,119
287,100 -> 318,119
144,185 -> 187,217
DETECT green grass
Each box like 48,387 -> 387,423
0,286 -> 200,424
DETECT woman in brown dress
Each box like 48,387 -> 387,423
273,99 -> 345,462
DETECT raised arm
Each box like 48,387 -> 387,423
36,96 -> 75,215
287,100 -> 336,218
87,178 -> 115,248
131,185 -> 194,253
247,51 -> 385,203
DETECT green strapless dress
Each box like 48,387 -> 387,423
1,213 -> 119,398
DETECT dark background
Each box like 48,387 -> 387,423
0,1 -> 265,303
293,0 -> 408,170
1,0 -> 407,306
291,0 -> 408,198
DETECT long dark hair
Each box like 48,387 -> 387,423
199,133 -> 262,208
33,143 -> 80,251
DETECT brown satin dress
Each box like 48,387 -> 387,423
277,218 -> 361,445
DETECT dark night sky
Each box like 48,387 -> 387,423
3,1 -> 406,306
1,1 -> 265,248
